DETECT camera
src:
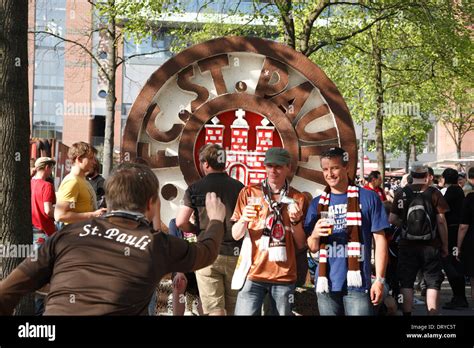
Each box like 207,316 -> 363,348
191,194 -> 206,207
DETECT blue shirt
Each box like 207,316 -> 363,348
304,188 -> 389,292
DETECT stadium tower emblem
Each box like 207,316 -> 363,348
122,37 -> 356,226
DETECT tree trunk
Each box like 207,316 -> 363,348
278,0 -> 296,49
373,24 -> 385,181
102,3 -> 117,177
0,0 -> 34,314
411,142 -> 417,162
456,136 -> 462,159
405,143 -> 411,173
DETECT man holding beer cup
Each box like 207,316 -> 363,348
304,147 -> 389,316
231,147 -> 308,315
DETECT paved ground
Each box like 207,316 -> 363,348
411,280 -> 473,316
155,277 -> 474,316
292,279 -> 473,316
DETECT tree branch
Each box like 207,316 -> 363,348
384,60 -> 435,89
274,0 -> 296,49
380,62 -> 426,73
117,49 -> 170,67
442,117 -> 460,148
348,42 -> 371,55
31,30 -> 109,81
307,11 -> 398,55
300,0 -> 331,55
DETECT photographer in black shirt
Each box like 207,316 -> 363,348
177,144 -> 244,315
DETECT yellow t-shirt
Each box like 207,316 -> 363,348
56,174 -> 97,220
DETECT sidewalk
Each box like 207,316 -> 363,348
293,279 -> 473,316
411,280 -> 473,316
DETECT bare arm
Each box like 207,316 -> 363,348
232,220 -> 248,241
307,219 -> 330,252
176,205 -> 197,232
307,234 -> 319,253
43,202 -> 54,218
232,204 -> 257,241
54,202 -> 106,224
456,224 -> 469,259
373,231 -> 388,279
437,213 -> 449,257
388,213 -> 402,227
288,201 -> 307,251
292,223 -> 307,251
371,231 -> 388,305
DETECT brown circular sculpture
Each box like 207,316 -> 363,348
121,36 -> 357,225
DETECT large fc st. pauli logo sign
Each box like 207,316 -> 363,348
122,37 -> 357,225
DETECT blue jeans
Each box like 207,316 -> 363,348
234,279 -> 295,316
317,290 -> 374,316
148,291 -> 157,316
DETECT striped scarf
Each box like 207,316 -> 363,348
316,184 -> 362,293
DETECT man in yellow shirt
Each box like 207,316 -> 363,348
55,142 -> 107,224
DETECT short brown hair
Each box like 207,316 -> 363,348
105,163 -> 159,213
199,144 -> 226,171
320,147 -> 349,166
68,142 -> 97,161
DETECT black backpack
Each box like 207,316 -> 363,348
400,186 -> 437,241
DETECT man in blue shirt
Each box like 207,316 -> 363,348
304,147 -> 389,315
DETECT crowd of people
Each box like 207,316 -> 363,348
0,141 -> 473,316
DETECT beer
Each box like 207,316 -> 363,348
247,197 -> 262,220
326,219 -> 334,235
320,211 -> 335,235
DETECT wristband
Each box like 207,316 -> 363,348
375,276 -> 385,285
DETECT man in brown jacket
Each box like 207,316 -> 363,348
0,163 -> 225,315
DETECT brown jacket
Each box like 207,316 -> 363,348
0,215 -> 223,315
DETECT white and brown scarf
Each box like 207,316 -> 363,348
316,183 -> 362,293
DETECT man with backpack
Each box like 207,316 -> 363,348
389,163 -> 449,316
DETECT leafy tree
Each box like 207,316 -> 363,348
312,0 -> 472,177
436,77 -> 473,159
384,114 -> 433,172
33,0 -> 173,176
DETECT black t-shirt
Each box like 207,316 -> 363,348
391,184 -> 449,247
444,185 -> 465,226
184,172 -> 244,256
461,192 -> 474,230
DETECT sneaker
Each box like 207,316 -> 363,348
442,298 -> 469,310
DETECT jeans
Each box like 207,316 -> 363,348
33,228 -> 48,250
148,291 -> 157,316
317,290 -> 374,316
234,279 -> 295,316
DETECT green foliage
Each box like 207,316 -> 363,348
104,0 -> 472,164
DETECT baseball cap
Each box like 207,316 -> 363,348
34,157 -> 56,169
264,147 -> 291,166
410,162 -> 428,178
